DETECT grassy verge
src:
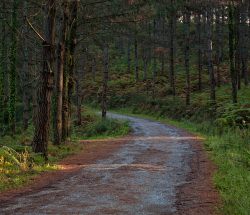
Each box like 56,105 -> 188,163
112,107 -> 250,215
0,108 -> 131,192
71,108 -> 131,140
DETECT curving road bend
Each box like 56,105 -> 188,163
0,113 -> 209,215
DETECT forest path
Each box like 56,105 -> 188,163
0,113 -> 219,215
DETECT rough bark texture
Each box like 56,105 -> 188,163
92,58 -> 96,81
0,1 -> 6,133
153,19 -> 157,81
169,0 -> 176,96
32,0 -> 56,159
134,36 -> 139,82
239,2 -> 248,86
184,9 -> 191,106
54,1 -> 68,145
76,78 -> 82,126
229,3 -> 238,104
127,36 -> 131,73
102,44 -> 109,119
67,1 -> 78,136
21,0 -> 30,131
206,8 -> 216,103
9,0 -> 19,134
62,0 -> 78,140
215,7 -> 222,87
196,13 -> 202,91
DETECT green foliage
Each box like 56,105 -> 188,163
216,104 -> 250,128
8,0 -> 19,134
0,124 -> 82,192
0,146 -> 33,172
72,109 -> 131,140
114,108 -> 250,215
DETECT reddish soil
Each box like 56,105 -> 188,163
0,113 -> 220,214
175,136 -> 221,215
0,139 -> 127,203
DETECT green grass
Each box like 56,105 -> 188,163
0,108 -> 131,192
71,108 -> 131,140
0,137 -> 82,192
83,47 -> 250,214
112,107 -> 250,215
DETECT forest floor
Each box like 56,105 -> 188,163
0,113 -> 219,215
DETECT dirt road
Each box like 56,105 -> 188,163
0,113 -> 219,215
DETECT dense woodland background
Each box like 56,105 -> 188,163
0,0 -> 249,154
0,0 -> 250,213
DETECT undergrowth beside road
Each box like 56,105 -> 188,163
0,109 -> 130,192
112,108 -> 250,215
71,108 -> 131,140
84,61 -> 250,214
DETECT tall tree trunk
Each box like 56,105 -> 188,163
2,1 -> 9,130
196,13 -> 202,91
134,36 -> 139,81
215,7 -> 222,87
184,9 -> 191,106
229,3 -> 238,103
62,0 -> 78,140
169,0 -> 176,96
102,44 -> 109,119
143,58 -> 148,81
142,44 -> 148,81
153,19 -> 157,80
152,19 -> 157,99
32,42 -> 39,129
92,57 -> 96,81
206,8 -> 216,103
9,0 -> 19,134
127,36 -> 131,73
0,1 -> 6,134
1,1 -> 9,127
67,1 -> 78,137
54,1 -> 68,145
76,67 -> 83,126
22,0 -> 30,131
0,50 -> 3,134
32,0 -> 56,159
76,81 -> 82,125
235,7 -> 241,90
239,1 -> 248,86
62,56 -> 69,140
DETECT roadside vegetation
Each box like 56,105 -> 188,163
112,107 -> 250,215
0,109 -> 130,192
0,1 -> 249,214
85,56 -> 250,214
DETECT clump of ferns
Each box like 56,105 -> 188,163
0,146 -> 34,173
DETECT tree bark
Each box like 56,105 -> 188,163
127,36 -> 131,74
215,7 -> 222,87
54,1 -> 68,145
134,36 -> 139,81
229,3 -> 238,103
0,1 -> 6,134
196,13 -> 202,91
239,1 -> 248,86
9,0 -> 19,134
76,66 -> 83,126
62,0 -> 78,140
22,0 -> 30,131
206,8 -> 216,103
92,57 -> 96,81
184,9 -> 191,106
102,44 -> 109,119
32,0 -> 56,159
169,0 -> 176,96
